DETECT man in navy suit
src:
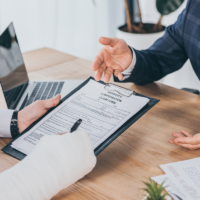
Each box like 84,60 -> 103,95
92,0 -> 200,150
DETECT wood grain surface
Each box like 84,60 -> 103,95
0,48 -> 200,200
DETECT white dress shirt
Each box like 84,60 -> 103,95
0,109 -> 14,138
121,47 -> 136,80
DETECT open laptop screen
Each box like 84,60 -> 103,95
0,23 -> 29,108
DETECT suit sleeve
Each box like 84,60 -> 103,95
0,109 -> 14,138
114,2 -> 190,85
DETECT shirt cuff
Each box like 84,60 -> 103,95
121,46 -> 136,80
0,109 -> 14,138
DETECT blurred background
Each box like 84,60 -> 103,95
0,0 -> 199,90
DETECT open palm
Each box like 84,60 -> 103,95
169,130 -> 200,150
92,37 -> 133,83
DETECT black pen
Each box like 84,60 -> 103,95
70,119 -> 82,133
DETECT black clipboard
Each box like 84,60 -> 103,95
2,77 -> 159,160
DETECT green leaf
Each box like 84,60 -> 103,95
142,178 -> 169,200
156,0 -> 185,16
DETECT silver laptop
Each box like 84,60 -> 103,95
0,23 -> 84,110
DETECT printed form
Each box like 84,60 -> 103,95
152,174 -> 186,200
12,80 -> 149,155
160,157 -> 200,200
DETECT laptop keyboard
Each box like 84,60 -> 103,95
19,82 -> 64,110
4,84 -> 25,109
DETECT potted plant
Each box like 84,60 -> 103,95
116,0 -> 185,50
142,178 -> 173,200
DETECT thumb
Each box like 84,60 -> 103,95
99,37 -> 119,47
40,94 -> 61,109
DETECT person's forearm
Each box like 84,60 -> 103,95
114,8 -> 189,85
0,131 -> 96,200
0,160 -> 58,200
114,46 -> 188,85
0,150 -> 73,200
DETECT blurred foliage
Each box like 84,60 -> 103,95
156,0 -> 184,15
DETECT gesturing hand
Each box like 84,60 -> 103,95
18,94 -> 61,133
169,130 -> 200,150
92,37 -> 133,83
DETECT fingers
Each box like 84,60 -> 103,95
180,130 -> 193,137
99,37 -> 119,47
102,60 -> 123,82
114,69 -> 123,81
169,132 -> 183,143
171,132 -> 183,138
169,138 -> 175,144
92,52 -> 104,71
169,137 -> 200,150
170,131 -> 193,144
39,94 -> 61,109
170,131 -> 200,145
95,64 -> 123,82
52,94 -> 61,107
103,67 -> 113,83
174,136 -> 199,145
169,130 -> 200,150
95,63 -> 106,81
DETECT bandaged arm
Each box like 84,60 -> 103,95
0,130 -> 96,200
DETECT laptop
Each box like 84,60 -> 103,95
0,22 -> 84,110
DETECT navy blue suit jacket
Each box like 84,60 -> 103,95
115,0 -> 200,85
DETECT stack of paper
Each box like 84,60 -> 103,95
152,157 -> 200,200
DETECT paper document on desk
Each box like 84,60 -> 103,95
160,157 -> 200,200
12,79 -> 149,155
152,174 -> 186,200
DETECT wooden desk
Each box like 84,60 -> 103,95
0,48 -> 200,200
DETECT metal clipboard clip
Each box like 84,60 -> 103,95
104,83 -> 136,97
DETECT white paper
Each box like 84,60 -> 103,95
160,157 -> 200,200
12,79 -> 149,155
152,174 -> 186,200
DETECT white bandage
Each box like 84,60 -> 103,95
0,130 -> 96,200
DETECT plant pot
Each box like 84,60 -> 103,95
142,194 -> 173,200
116,24 -> 165,50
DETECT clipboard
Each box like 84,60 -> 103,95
2,77 -> 159,160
